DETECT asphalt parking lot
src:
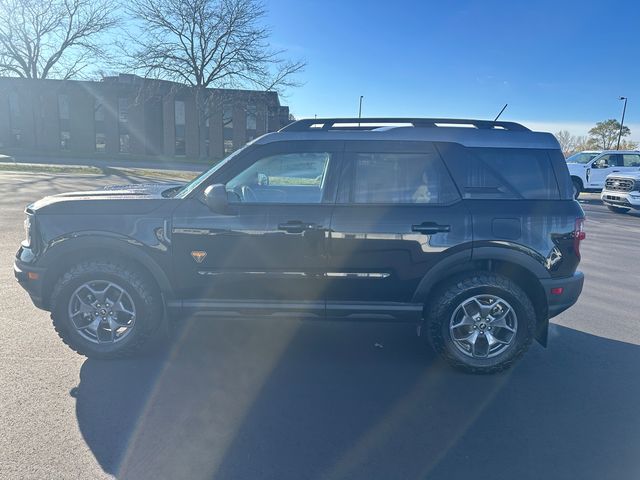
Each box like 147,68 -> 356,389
1,171 -> 639,480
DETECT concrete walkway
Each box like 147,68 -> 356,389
0,153 -> 210,172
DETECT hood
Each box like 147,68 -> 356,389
28,182 -> 183,215
566,163 -> 587,172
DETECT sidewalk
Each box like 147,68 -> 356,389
0,153 -> 209,173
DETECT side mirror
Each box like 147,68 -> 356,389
203,184 -> 229,214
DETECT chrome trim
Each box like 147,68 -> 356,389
197,270 -> 308,276
197,271 -> 389,278
326,272 -> 390,278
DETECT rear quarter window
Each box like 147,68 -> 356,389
437,143 -> 561,200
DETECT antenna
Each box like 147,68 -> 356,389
494,103 -> 508,121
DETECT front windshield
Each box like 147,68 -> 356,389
174,146 -> 248,199
566,152 -> 598,164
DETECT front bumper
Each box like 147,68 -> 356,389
14,248 -> 47,310
601,190 -> 640,210
541,271 -> 584,319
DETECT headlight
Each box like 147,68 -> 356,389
23,215 -> 33,247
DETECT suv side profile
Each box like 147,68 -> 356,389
567,150 -> 640,198
14,118 -> 585,373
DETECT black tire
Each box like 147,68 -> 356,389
607,205 -> 630,214
425,273 -> 536,374
51,259 -> 164,359
572,178 -> 582,199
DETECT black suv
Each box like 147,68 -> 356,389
14,118 -> 585,373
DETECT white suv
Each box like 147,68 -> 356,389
567,150 -> 640,198
601,172 -> 640,213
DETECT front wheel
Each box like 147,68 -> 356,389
426,273 -> 536,374
51,260 -> 164,359
572,178 -> 582,199
607,205 -> 630,214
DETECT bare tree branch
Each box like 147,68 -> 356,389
121,0 -> 304,158
122,0 -> 305,92
0,0 -> 118,79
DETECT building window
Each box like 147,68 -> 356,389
246,103 -> 257,142
94,102 -> 106,152
58,94 -> 71,150
8,92 -> 21,146
223,102 -> 234,154
118,97 -> 130,153
174,100 -> 186,156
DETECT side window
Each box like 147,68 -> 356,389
226,152 -> 331,204
594,155 -> 612,168
623,154 -> 640,167
351,152 -> 460,204
439,144 -> 559,199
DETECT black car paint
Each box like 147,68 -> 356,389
15,139 -> 585,346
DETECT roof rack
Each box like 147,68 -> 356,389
280,117 -> 530,133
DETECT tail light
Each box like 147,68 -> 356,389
573,218 -> 586,258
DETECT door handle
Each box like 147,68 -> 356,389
278,220 -> 319,234
612,170 -> 620,172
411,222 -> 451,234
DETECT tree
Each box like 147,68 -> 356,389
588,119 -> 631,150
555,130 -> 591,157
125,0 -> 305,158
0,0 -> 118,79
555,130 -> 578,156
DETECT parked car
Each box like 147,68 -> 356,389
567,150 -> 640,198
565,150 -> 600,165
601,172 -> 640,213
14,117 -> 585,373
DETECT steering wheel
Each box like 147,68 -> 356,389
240,185 -> 258,202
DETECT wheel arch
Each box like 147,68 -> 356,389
40,235 -> 173,309
414,248 -> 549,345
571,175 -> 584,190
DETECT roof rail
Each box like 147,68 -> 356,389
280,117 -> 530,132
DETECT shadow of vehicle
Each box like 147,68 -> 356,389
73,319 -> 640,480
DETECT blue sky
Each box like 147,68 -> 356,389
265,0 -> 640,138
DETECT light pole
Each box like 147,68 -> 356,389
617,96 -> 628,150
358,95 -> 364,126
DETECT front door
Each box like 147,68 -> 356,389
172,141 -> 341,316
587,153 -> 640,188
326,141 -> 473,321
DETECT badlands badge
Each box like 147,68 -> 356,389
191,251 -> 207,263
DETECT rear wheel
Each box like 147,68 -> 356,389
607,205 -> 630,214
51,260 -> 164,359
426,273 -> 536,374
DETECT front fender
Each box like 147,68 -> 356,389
38,232 -> 174,301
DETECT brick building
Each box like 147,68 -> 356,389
0,74 -> 291,159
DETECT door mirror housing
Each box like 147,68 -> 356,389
203,184 -> 229,213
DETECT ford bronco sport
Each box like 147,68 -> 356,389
14,118 -> 585,373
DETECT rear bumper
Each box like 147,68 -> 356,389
14,251 -> 47,310
541,271 -> 584,319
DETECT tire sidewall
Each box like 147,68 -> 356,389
52,267 -> 157,358
433,283 -> 534,371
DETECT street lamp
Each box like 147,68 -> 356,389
617,96 -> 628,150
358,95 -> 364,126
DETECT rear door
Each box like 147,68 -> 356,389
325,141 -> 473,321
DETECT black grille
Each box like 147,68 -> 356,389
605,177 -> 635,192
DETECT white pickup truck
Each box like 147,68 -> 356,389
601,172 -> 640,213
567,150 -> 640,198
